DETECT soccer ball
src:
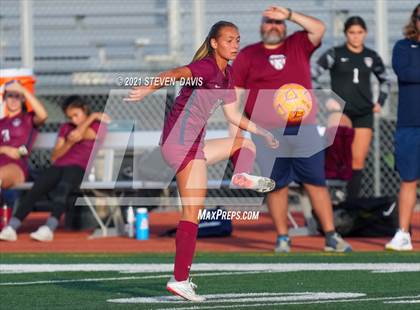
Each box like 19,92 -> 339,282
273,83 -> 313,123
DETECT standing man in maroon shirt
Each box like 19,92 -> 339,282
233,6 -> 352,252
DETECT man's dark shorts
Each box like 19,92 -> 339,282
252,125 -> 327,189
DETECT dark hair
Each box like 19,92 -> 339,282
192,21 -> 238,62
344,16 -> 367,33
61,95 -> 91,115
403,3 -> 420,40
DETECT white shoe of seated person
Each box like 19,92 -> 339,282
30,225 -> 54,242
231,173 -> 275,193
166,276 -> 206,302
0,226 -> 17,241
385,230 -> 413,251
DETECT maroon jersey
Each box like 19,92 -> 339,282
233,31 -> 319,128
53,121 -> 106,170
0,112 -> 37,178
161,55 -> 236,147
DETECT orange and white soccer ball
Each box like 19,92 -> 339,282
273,83 -> 313,123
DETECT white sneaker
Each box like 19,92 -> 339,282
231,173 -> 275,193
166,276 -> 205,302
0,226 -> 17,241
30,225 -> 54,242
385,230 -> 413,251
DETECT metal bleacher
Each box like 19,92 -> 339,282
1,0 -> 417,201
1,0 -> 416,89
0,0 -> 169,91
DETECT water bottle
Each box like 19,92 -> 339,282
88,166 -> 96,182
136,208 -> 149,240
126,206 -> 135,238
1,204 -> 9,230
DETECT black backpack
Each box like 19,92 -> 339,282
315,196 -> 399,237
197,207 -> 233,238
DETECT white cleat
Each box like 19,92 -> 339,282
231,173 -> 275,193
0,226 -> 17,241
385,230 -> 413,251
30,225 -> 54,242
166,276 -> 206,302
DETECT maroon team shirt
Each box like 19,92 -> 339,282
161,55 -> 236,147
0,112 -> 37,178
53,121 -> 106,170
233,31 -> 319,128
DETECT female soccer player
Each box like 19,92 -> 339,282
313,16 -> 390,199
0,80 -> 48,189
0,95 -> 109,242
126,21 -> 279,301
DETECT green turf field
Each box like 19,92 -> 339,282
1,252 -> 420,310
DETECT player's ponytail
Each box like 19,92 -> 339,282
191,21 -> 238,62
192,40 -> 210,63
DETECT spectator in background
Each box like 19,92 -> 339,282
386,4 -> 420,251
313,16 -> 390,200
232,6 -> 352,253
0,81 -> 48,190
0,95 -> 109,242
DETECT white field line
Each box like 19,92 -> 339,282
384,300 -> 420,304
108,292 -> 366,304
146,295 -> 420,310
0,271 -> 262,286
1,263 -> 420,275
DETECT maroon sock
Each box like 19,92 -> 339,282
231,147 -> 256,175
173,220 -> 199,281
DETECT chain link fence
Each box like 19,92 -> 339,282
30,91 -> 405,199
2,0 -> 418,199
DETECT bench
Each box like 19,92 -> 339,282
12,130 -> 264,237
12,129 -> 345,238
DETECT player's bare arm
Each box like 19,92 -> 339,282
68,112 -> 110,141
223,89 -> 279,149
50,137 -> 74,162
4,81 -> 48,126
125,66 -> 192,102
0,146 -> 20,160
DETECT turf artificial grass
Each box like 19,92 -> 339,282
1,252 -> 420,310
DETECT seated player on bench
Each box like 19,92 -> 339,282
0,95 -> 109,242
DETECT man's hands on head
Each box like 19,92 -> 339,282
263,6 -> 290,21
263,5 -> 325,46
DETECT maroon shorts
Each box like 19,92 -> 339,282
160,142 -> 206,173
0,155 -> 29,179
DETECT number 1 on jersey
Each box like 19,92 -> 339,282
353,68 -> 359,84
